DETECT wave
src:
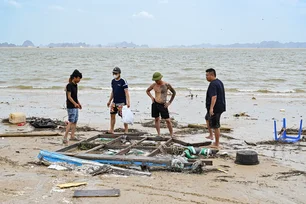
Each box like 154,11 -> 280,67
263,78 -> 286,82
0,85 -> 304,94
1,85 -> 64,90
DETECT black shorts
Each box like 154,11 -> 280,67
152,101 -> 170,119
205,112 -> 222,129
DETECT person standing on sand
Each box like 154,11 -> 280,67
63,69 -> 83,145
107,67 -> 131,134
205,68 -> 226,148
146,72 -> 176,137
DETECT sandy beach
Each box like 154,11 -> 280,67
1,89 -> 306,204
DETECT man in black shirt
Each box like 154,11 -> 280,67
63,69 -> 82,145
205,68 -> 226,148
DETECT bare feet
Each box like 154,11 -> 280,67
209,142 -> 220,149
206,135 -> 214,140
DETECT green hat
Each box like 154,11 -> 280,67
152,72 -> 163,81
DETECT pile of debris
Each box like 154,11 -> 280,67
38,133 -> 216,176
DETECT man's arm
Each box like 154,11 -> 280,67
124,88 -> 130,108
209,95 -> 217,116
107,91 -> 114,107
146,84 -> 155,103
167,83 -> 176,103
67,91 -> 80,108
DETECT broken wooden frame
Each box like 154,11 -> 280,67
56,133 -> 213,169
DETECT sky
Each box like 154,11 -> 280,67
1,0 -> 306,46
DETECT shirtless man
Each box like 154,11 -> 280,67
146,72 -> 176,137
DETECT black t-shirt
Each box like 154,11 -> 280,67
206,79 -> 226,113
66,82 -> 78,109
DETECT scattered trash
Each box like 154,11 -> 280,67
217,168 -> 228,174
73,189 -> 120,197
30,118 -> 57,128
48,164 -> 69,171
182,146 -> 218,159
233,112 -> 250,117
280,109 -> 285,112
57,182 -> 87,189
244,140 -> 257,146
9,112 -> 26,124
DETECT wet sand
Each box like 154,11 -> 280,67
0,89 -> 306,203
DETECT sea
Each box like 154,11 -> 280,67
0,47 -> 306,94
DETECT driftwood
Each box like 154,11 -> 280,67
0,131 -> 61,137
187,124 -> 232,132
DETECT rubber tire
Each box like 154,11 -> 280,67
235,150 -> 259,165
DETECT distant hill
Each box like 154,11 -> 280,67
22,40 -> 35,47
0,42 -> 17,47
48,42 -> 90,48
1,40 -> 306,48
106,41 -> 149,48
169,41 -> 306,48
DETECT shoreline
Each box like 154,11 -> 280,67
0,88 -> 306,203
0,88 -> 305,170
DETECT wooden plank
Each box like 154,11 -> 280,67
99,134 -> 168,141
70,153 -> 213,166
98,133 -> 145,137
147,138 -> 173,157
0,131 -> 60,137
73,189 -> 120,197
172,139 -> 188,146
56,134 -> 100,152
116,137 -> 148,155
82,136 -> 123,154
172,139 -> 212,147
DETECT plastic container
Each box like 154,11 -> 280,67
9,112 -> 26,124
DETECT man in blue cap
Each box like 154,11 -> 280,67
107,67 -> 130,134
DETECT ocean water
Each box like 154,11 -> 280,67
0,48 -> 306,94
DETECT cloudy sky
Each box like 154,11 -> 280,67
1,0 -> 306,46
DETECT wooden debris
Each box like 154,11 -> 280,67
73,189 -> 120,197
57,182 -> 87,189
187,124 -> 232,132
0,131 -> 60,137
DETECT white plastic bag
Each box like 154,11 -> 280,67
122,106 -> 134,124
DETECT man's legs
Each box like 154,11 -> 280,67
155,117 -> 161,136
109,114 -> 116,133
210,113 -> 222,148
165,118 -> 173,137
205,112 -> 214,140
64,122 -> 71,143
205,119 -> 214,140
70,123 -> 77,139
213,128 -> 220,147
124,123 -> 128,134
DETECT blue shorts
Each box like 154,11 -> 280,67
67,108 -> 78,123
